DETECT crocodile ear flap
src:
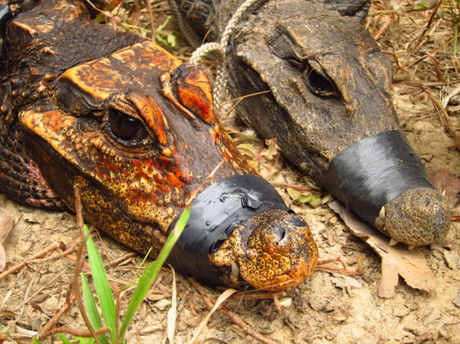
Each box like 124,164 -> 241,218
170,65 -> 215,125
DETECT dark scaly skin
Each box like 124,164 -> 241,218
0,0 -> 318,290
171,0 -> 451,246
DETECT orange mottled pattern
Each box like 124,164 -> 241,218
1,0 -> 318,289
210,209 -> 318,291
19,41 -> 255,256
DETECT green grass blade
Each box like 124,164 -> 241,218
455,23 -> 458,55
32,339 -> 41,344
118,206 -> 191,341
84,225 -> 116,342
58,334 -> 72,344
81,273 -> 110,344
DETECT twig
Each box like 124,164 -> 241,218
406,35 -> 455,68
374,14 -> 394,41
72,184 -> 102,344
386,52 -> 460,152
188,277 -> 279,344
316,256 -> 358,275
410,0 -> 443,54
108,252 -> 138,268
18,265 -> 41,315
96,228 -> 113,275
0,241 -> 64,281
24,270 -> 67,304
427,91 -> 460,151
46,326 -> 111,338
146,0 -> 156,39
35,293 -> 77,341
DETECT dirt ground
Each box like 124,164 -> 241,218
1,1 -> 460,343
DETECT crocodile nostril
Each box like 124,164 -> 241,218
273,225 -> 286,243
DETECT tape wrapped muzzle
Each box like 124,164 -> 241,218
324,130 -> 435,227
166,174 -> 292,286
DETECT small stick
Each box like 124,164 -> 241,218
72,184 -> 102,344
35,293 -> 77,341
316,256 -> 357,275
0,241 -> 64,281
410,0 -> 443,54
107,252 -> 138,268
46,326 -> 111,338
146,0 -> 156,39
373,15 -> 394,41
59,253 -> 92,270
318,256 -> 347,270
188,278 -> 279,344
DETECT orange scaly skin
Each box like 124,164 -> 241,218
0,0 -> 318,289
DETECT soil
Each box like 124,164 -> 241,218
1,1 -> 460,343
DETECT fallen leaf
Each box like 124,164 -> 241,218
184,315 -> 202,328
329,200 -> 436,298
427,169 -> 460,208
0,210 -> 13,271
0,245 -> 5,272
153,299 -> 171,310
190,288 -> 238,344
331,276 -> 363,290
0,310 -> 20,317
139,325 -> 164,334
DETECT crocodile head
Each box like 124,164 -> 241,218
224,0 -> 450,246
0,0 -> 318,290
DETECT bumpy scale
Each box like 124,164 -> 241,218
171,0 -> 451,246
0,0 -> 318,290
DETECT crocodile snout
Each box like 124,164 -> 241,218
237,209 -> 318,291
375,187 -> 451,246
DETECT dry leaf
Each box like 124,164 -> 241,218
427,169 -> 460,208
184,315 -> 202,328
0,210 -> 13,271
0,310 -> 19,317
331,276 -> 363,290
139,324 -> 164,334
329,200 -> 436,298
167,265 -> 177,344
190,288 -> 238,344
0,245 -> 5,272
153,299 -> 171,310
147,292 -> 169,301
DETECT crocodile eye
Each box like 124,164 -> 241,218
305,68 -> 337,97
108,109 -> 148,141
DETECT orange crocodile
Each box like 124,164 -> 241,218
0,0 -> 317,290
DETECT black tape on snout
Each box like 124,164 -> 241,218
324,130 -> 435,227
165,174 -> 291,286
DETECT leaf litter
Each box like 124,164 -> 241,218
1,1 -> 460,343
328,200 -> 436,298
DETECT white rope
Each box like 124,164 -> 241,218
168,0 -> 202,48
188,0 -> 263,117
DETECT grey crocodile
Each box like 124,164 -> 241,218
169,0 -> 451,246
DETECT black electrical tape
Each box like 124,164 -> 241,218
165,174 -> 292,286
324,130 -> 435,227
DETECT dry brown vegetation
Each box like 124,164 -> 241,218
1,1 -> 460,343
